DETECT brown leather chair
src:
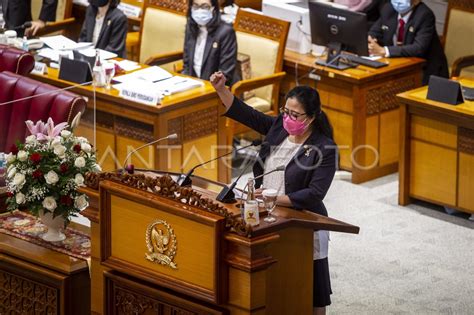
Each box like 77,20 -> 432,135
443,0 -> 474,78
0,45 -> 35,75
0,71 -> 86,153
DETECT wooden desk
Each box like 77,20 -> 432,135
282,51 -> 425,183
0,223 -> 90,314
30,65 -> 226,182
398,78 -> 474,214
81,172 -> 359,314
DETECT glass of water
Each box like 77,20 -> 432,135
263,189 -> 278,223
104,62 -> 115,90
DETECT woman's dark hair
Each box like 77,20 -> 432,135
186,0 -> 221,36
88,0 -> 120,9
285,85 -> 334,140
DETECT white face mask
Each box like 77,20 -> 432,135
191,8 -> 213,26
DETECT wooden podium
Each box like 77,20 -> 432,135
82,172 -> 359,314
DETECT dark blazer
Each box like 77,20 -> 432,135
225,97 -> 337,216
183,21 -> 238,85
369,2 -> 449,84
1,0 -> 57,36
78,5 -> 128,58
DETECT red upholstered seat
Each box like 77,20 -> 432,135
0,71 -> 87,153
0,45 -> 35,75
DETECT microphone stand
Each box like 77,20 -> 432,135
177,139 -> 262,187
121,133 -> 178,174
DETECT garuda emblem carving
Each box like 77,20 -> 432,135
145,220 -> 178,269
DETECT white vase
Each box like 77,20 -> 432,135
39,210 -> 66,242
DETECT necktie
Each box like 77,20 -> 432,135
397,18 -> 405,45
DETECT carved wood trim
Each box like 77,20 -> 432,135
366,77 -> 416,115
184,107 -> 218,142
458,127 -> 474,155
148,0 -> 188,14
0,269 -> 58,314
448,0 -> 474,11
168,116 -> 183,145
115,117 -> 154,143
85,172 -> 251,237
235,9 -> 289,42
81,109 -> 114,129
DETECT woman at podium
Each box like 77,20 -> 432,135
211,71 -> 337,315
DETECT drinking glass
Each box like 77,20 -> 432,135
104,62 -> 115,90
262,189 -> 278,223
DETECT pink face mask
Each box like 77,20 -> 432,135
283,114 -> 308,136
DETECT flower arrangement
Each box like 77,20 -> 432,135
4,115 -> 100,224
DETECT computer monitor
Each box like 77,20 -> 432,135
309,1 -> 368,60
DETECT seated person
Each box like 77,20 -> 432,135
183,0 -> 238,85
1,0 -> 57,36
78,0 -> 128,58
368,0 -> 448,84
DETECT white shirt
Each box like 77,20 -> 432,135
193,26 -> 208,78
384,11 -> 413,57
92,15 -> 105,47
262,137 -> 329,260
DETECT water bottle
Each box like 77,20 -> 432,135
244,178 -> 259,226
22,36 -> 28,51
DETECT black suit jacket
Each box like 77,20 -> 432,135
2,0 -> 57,36
369,2 -> 449,84
225,97 -> 337,216
78,6 -> 128,58
183,21 -> 238,85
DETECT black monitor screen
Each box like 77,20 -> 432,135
309,1 -> 368,56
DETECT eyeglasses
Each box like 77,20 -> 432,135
280,107 -> 307,121
192,3 -> 212,10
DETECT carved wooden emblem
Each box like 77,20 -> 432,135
145,220 -> 178,269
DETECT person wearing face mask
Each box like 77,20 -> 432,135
210,71 -> 336,315
78,0 -> 128,58
183,0 -> 238,85
368,0 -> 448,84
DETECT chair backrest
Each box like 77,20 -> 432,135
234,9 -> 289,104
139,0 -> 188,70
443,0 -> 474,75
31,0 -> 73,21
0,72 -> 86,153
0,45 -> 35,75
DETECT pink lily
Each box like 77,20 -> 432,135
25,118 -> 69,141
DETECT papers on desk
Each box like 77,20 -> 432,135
113,66 -> 173,84
77,48 -> 117,60
116,60 -> 141,72
152,76 -> 204,95
40,35 -> 90,51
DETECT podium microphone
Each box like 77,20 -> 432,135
122,133 -> 178,174
177,139 -> 263,187
216,141 -> 268,203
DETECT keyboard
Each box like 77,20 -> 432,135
462,86 -> 474,101
340,54 -> 388,69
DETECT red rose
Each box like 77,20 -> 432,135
60,163 -> 69,173
60,195 -> 73,206
6,192 -> 14,197
73,144 -> 81,153
32,169 -> 43,179
10,144 -> 19,155
30,153 -> 42,164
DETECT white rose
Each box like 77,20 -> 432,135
42,197 -> 57,211
54,145 -> 67,158
74,157 -> 86,168
13,173 -> 26,187
7,166 -> 17,179
76,137 -> 88,144
44,170 -> 59,185
75,194 -> 89,211
60,130 -> 71,138
25,135 -> 37,144
74,173 -> 85,186
50,137 -> 62,148
81,142 -> 92,153
6,153 -> 16,163
17,150 -> 28,162
15,192 -> 26,205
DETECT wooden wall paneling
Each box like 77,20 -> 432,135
351,85 -> 368,183
116,136 -> 155,169
227,268 -> 267,312
379,109 -> 400,166
409,139 -> 457,205
360,114 -> 379,169
324,108 -> 353,170
183,134 -> 219,181
399,103 -> 412,205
